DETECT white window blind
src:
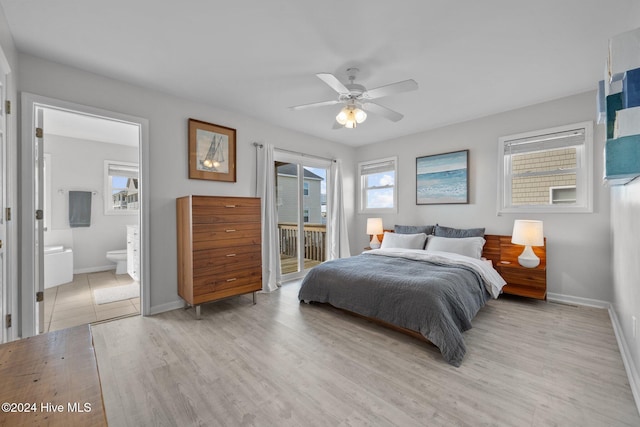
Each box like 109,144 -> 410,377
107,163 -> 138,178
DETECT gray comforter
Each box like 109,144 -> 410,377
298,252 -> 491,366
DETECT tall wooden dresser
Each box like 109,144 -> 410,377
176,195 -> 262,318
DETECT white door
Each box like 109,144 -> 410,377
0,62 -> 7,342
35,107 -> 44,334
19,98 -> 45,338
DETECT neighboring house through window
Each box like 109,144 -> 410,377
104,160 -> 139,215
498,121 -> 593,213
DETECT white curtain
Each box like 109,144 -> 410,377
256,143 -> 280,292
328,160 -> 351,260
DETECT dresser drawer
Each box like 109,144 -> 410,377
192,196 -> 260,224
192,222 -> 261,250
500,267 -> 546,289
193,267 -> 262,296
193,250 -> 261,278
192,245 -> 261,267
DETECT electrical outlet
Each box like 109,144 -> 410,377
633,316 -> 637,338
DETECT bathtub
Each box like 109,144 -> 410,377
44,245 -> 74,289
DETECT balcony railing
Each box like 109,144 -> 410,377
278,223 -> 326,274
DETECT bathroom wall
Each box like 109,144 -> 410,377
43,134 -> 139,273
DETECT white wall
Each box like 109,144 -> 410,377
355,91 -> 612,302
610,164 -> 640,399
17,53 -> 357,312
44,134 -> 139,272
609,12 -> 640,412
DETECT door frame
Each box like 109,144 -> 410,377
0,46 -> 10,343
274,150 -> 332,281
20,93 -> 150,337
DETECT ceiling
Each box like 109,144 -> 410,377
43,108 -> 140,147
2,0 -> 639,147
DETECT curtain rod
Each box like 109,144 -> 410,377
252,142 -> 335,163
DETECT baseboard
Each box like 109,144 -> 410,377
148,299 -> 185,316
546,292 -> 610,309
609,306 -> 640,416
74,265 -> 115,274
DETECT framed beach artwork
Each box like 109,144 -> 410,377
188,118 -> 236,182
416,149 -> 469,204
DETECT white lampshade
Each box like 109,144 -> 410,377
366,218 -> 383,235
366,218 -> 383,249
511,220 -> 544,246
511,220 -> 544,268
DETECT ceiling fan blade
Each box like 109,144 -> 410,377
361,102 -> 404,122
362,79 -> 418,100
332,120 -> 343,130
289,99 -> 340,110
316,73 -> 350,95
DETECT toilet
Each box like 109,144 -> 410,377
106,249 -> 127,274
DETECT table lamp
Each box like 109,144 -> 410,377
511,220 -> 544,268
366,218 -> 383,249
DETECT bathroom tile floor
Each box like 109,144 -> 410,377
44,270 -> 140,333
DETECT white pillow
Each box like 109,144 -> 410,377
425,235 -> 486,259
380,232 -> 427,250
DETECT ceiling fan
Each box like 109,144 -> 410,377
289,68 -> 418,129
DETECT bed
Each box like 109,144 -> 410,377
298,232 -> 508,366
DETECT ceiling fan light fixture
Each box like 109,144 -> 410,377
336,109 -> 349,125
354,108 -> 367,123
336,105 -> 366,128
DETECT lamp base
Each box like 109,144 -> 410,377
518,245 -> 540,268
369,234 -> 381,249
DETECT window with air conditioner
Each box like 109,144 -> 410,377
498,121 -> 593,213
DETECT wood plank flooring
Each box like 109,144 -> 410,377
280,255 -> 321,275
91,280 -> 639,426
0,325 -> 107,426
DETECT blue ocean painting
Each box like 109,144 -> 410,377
417,151 -> 468,204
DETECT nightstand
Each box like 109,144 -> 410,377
494,236 -> 547,300
497,261 -> 547,300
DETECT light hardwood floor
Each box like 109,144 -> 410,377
92,280 -> 639,426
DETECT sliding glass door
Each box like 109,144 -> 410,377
274,153 -> 330,280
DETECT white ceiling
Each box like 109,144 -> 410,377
2,0 -> 639,147
42,108 -> 140,147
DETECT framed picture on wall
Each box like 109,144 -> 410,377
416,149 -> 469,204
188,118 -> 236,182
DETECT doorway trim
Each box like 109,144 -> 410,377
274,150 -> 332,282
20,93 -> 150,338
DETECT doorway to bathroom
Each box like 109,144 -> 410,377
20,93 -> 149,337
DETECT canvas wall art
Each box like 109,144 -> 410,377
416,150 -> 469,204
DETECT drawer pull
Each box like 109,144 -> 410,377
226,278 -> 237,282
225,229 -> 236,233
225,205 -> 237,208
226,253 -> 236,257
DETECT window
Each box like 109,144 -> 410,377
498,121 -> 593,213
104,160 -> 139,215
358,157 -> 397,213
303,181 -> 309,196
